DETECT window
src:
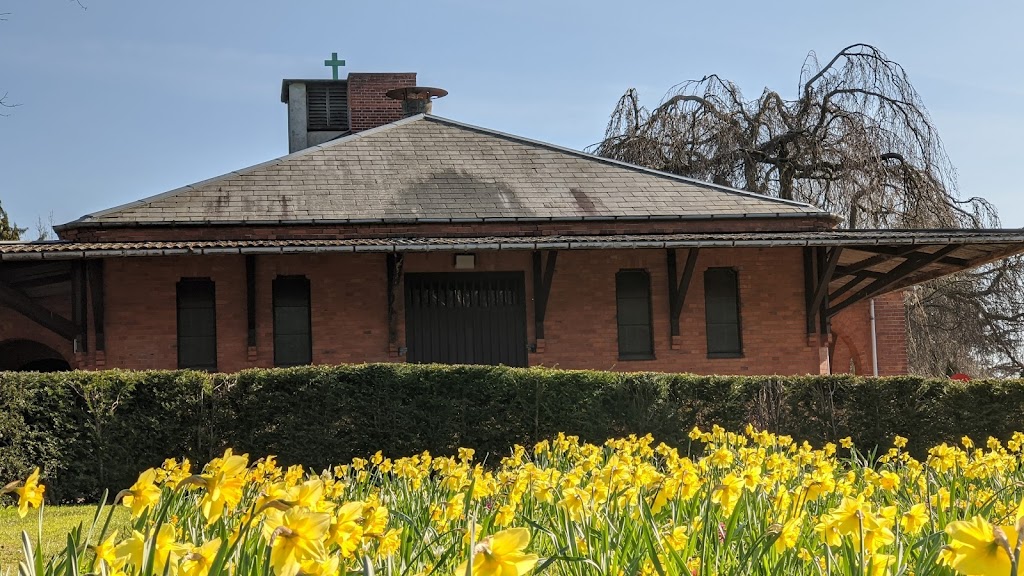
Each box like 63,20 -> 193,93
274,276 -> 312,367
616,270 -> 654,359
704,268 -> 742,357
306,83 -> 348,131
177,279 -> 217,370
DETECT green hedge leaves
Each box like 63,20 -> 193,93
0,365 -> 1020,502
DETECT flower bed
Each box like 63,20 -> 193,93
4,427 -> 1022,576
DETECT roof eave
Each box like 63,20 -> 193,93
54,211 -> 838,232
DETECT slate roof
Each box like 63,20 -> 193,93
58,115 -> 831,229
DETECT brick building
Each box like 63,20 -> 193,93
2,71 -> 1023,374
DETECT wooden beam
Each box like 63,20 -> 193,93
73,262 -> 88,353
667,248 -> 699,337
829,273 -> 870,303
803,247 -> 816,334
809,247 -> 843,323
6,273 -> 73,291
834,245 -> 921,277
532,251 -> 558,340
87,260 -> 105,351
386,253 -> 404,348
843,244 -> 969,267
817,247 -> 830,335
246,255 -> 257,348
827,245 -> 962,317
0,277 -> 76,341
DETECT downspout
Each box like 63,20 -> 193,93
870,298 -> 879,376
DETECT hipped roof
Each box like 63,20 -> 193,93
57,115 -> 830,230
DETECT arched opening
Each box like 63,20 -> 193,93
828,331 -> 863,375
0,339 -> 72,372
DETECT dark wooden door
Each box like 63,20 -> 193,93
405,272 -> 528,367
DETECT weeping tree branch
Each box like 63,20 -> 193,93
593,43 -> 1022,377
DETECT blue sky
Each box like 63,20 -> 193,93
2,0 -> 1023,235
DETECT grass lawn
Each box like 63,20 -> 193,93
0,505 -> 130,573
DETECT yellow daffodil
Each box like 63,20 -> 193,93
943,515 -> 1016,576
179,538 -> 221,576
711,473 -> 744,515
154,524 -> 187,573
122,468 -> 162,517
264,507 -> 331,576
455,527 -> 538,576
200,449 -> 249,524
90,531 -> 122,570
15,467 -> 45,518
115,531 -> 146,570
901,503 -> 929,535
774,515 -> 803,552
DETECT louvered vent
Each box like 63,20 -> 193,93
307,83 -> 348,131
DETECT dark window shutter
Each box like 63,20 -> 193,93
274,276 -> 312,367
306,84 -> 348,131
177,279 -> 217,370
704,268 -> 742,357
616,270 -> 654,359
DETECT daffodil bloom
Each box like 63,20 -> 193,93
711,473 -> 744,514
328,501 -> 364,558
90,531 -> 122,570
943,515 -> 1016,576
200,450 -> 249,524
774,515 -> 803,552
663,526 -> 687,552
15,467 -> 45,518
179,538 -> 221,576
122,468 -> 162,517
455,528 -> 538,576
866,554 -> 895,576
377,527 -> 403,558
901,503 -> 929,535
264,507 -> 332,576
154,524 -> 187,573
115,531 -> 146,570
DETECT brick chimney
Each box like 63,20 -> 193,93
281,72 -> 417,153
347,73 -> 417,132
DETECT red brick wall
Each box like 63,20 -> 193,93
91,254 -> 392,371
526,248 -> 821,374
347,73 -> 417,133
38,247 -> 829,375
829,290 -> 908,376
58,217 -> 836,243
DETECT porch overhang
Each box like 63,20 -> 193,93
3,229 -> 1024,319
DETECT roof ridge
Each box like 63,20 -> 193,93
419,115 -> 831,215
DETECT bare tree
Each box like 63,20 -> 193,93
594,44 -> 1023,377
33,212 -> 56,241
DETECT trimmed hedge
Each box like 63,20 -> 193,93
1,364 -> 1023,502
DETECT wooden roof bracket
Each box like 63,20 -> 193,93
88,259 -> 105,352
532,250 -> 558,344
802,243 -> 843,334
826,244 -> 962,317
667,248 -> 699,341
386,253 -> 405,354
0,268 -> 77,341
805,247 -> 842,335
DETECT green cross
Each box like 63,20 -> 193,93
324,52 -> 346,80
